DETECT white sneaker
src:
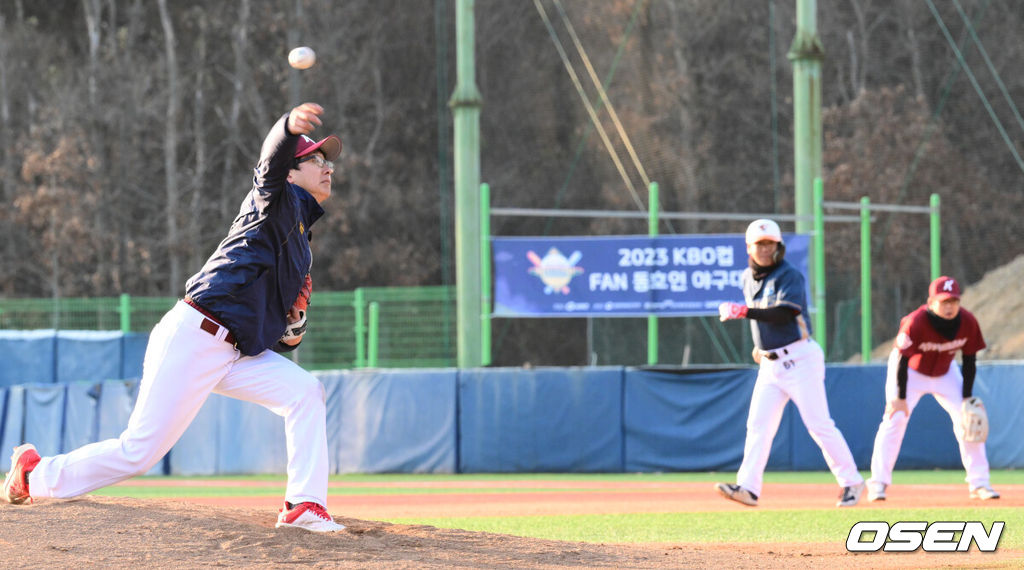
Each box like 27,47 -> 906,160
837,482 -> 865,507
970,485 -> 1000,500
276,501 -> 346,532
714,483 -> 758,506
867,481 -> 887,502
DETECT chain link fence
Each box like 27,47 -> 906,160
0,286 -> 457,371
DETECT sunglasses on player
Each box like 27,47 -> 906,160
294,154 -> 334,171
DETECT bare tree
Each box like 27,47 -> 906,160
0,14 -> 13,295
157,0 -> 182,294
219,0 -> 251,223
189,12 -> 209,273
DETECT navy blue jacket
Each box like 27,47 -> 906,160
185,113 -> 325,356
741,259 -> 811,350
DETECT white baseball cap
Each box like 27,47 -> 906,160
745,219 -> 783,245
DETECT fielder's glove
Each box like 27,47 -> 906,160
961,396 -> 989,443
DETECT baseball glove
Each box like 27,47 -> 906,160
961,396 -> 989,443
280,310 -> 307,343
279,273 -> 312,344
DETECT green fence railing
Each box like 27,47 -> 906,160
0,286 -> 457,371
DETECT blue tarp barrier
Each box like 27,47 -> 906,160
168,391 -> 221,475
24,384 -> 66,458
63,382 -> 100,453
816,364 -> 966,471
0,330 -> 148,389
337,369 -> 458,474
0,330 -> 57,386
321,372 -> 346,474
784,364 -> 892,470
56,331 -> 124,384
217,395 -> 288,475
1,361 -> 1022,474
459,367 -> 624,472
0,386 -> 22,471
625,364 -> 968,472
121,332 -> 149,380
97,380 -> 137,440
92,379 -> 164,475
624,367 -> 763,472
964,362 -> 1024,470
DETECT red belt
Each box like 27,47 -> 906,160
184,297 -> 236,346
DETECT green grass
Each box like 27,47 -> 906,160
383,508 -> 1024,547
90,470 -> 1024,546
100,470 -> 1024,484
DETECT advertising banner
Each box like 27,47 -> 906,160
492,234 -> 809,317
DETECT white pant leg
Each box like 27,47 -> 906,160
30,302 -> 235,498
869,349 -> 927,486
736,368 -> 790,497
928,362 -> 990,489
780,339 -> 863,488
214,351 -> 330,506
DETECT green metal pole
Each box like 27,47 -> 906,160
480,183 -> 492,366
367,301 -> 379,367
812,178 -> 826,353
354,288 -> 366,368
647,182 -> 659,365
119,293 -> 131,333
930,193 -> 941,280
789,0 -> 823,236
860,197 -> 872,363
451,0 -> 483,368
791,0 -> 824,355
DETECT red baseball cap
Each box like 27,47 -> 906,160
295,134 -> 342,161
928,276 -> 961,300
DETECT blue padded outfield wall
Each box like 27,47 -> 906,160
0,330 -> 147,387
1,330 -> 1022,474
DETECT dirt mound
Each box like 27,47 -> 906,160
0,496 -> 724,568
2,494 -> 1018,568
860,254 -> 1024,362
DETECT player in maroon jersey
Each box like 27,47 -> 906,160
865,276 -> 999,501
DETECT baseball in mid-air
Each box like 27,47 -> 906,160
288,46 -> 316,70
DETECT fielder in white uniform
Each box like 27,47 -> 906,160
4,103 -> 346,532
866,275 -> 998,501
714,219 -> 864,507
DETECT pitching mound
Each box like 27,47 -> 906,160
0,495 -> 1019,568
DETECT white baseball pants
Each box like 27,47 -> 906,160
869,348 -> 990,489
736,338 -> 863,497
28,300 -> 331,506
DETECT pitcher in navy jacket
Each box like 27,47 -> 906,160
4,103 -> 346,532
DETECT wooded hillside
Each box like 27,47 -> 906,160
2,1 -> 1022,364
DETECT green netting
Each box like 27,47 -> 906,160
589,316 -> 753,366
363,286 -> 457,369
0,286 -> 457,371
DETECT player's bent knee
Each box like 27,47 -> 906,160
291,373 -> 327,408
882,413 -> 910,429
119,448 -> 164,477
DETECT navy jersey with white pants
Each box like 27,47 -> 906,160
734,260 -> 862,497
27,112 -> 332,508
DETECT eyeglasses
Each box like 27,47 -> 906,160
295,154 -> 334,171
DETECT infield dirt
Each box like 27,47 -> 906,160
1,482 -> 1021,568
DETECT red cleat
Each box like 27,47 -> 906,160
275,501 -> 345,532
3,444 -> 41,504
